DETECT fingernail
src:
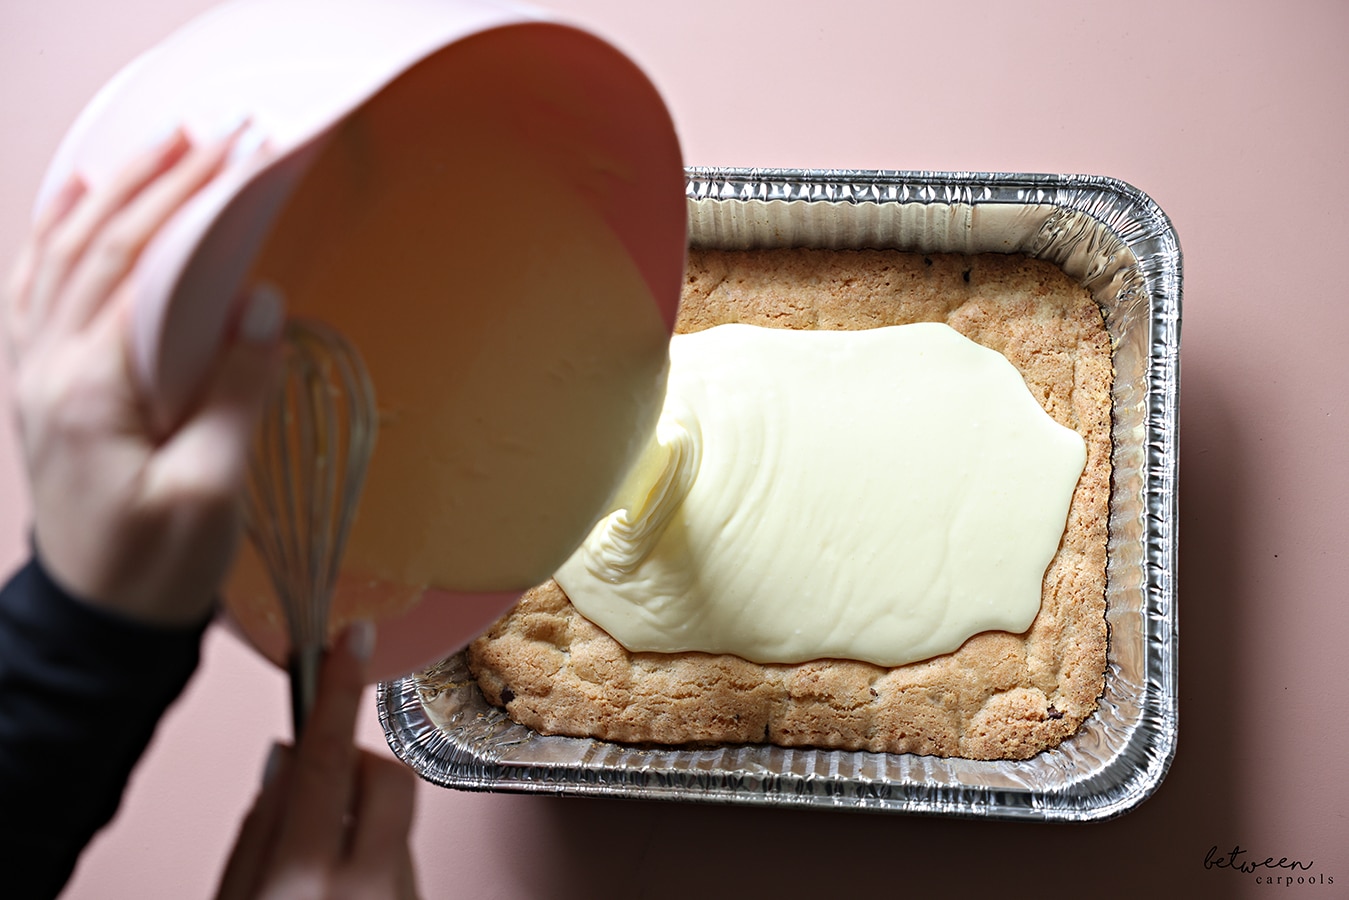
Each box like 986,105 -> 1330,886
345,620 -> 376,663
229,123 -> 269,164
46,173 -> 88,216
202,113 -> 251,146
155,125 -> 189,151
240,282 -> 285,343
61,172 -> 88,202
262,741 -> 285,788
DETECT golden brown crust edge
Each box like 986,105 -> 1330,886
467,250 -> 1112,761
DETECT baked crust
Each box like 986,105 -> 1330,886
467,249 -> 1111,760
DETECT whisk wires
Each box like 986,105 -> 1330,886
243,319 -> 377,737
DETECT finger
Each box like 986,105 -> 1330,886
154,283 -> 284,496
266,623 -> 375,872
342,753 -> 416,880
4,174 -> 87,353
215,743 -> 292,900
10,172 -> 89,301
25,129 -> 189,326
58,126 -> 242,332
34,172 -> 93,239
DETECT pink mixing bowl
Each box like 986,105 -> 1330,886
38,0 -> 685,680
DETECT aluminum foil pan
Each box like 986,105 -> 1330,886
378,168 -> 1181,822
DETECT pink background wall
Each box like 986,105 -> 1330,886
2,0 -> 1347,897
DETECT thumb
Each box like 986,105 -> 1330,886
159,284 -> 285,496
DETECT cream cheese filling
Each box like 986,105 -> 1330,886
555,322 -> 1087,667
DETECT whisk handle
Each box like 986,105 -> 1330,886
288,644 -> 323,738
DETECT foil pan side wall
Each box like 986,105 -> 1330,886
380,169 -> 1181,822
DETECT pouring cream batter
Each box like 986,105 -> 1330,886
227,34 -> 672,637
556,322 -> 1087,667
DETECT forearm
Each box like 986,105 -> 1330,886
0,553 -> 207,898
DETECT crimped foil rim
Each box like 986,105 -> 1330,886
379,167 -> 1181,822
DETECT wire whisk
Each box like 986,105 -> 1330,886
242,319 -> 377,737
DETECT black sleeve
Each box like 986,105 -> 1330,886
0,556 -> 208,899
